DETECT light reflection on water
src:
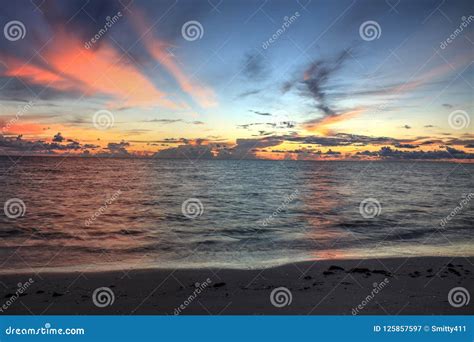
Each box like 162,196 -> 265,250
0,157 -> 472,272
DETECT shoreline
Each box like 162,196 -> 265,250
1,254 -> 474,275
1,257 -> 472,315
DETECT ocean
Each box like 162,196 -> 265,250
0,156 -> 472,273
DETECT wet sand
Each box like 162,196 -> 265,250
0,257 -> 472,315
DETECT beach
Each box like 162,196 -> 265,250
1,257 -> 472,315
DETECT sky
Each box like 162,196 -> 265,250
0,0 -> 473,160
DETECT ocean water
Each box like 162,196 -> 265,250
0,157 -> 472,273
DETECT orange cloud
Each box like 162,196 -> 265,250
49,32 -> 182,109
5,62 -> 72,91
1,122 -> 46,135
2,31 -> 182,110
303,109 -> 364,135
130,11 -> 217,108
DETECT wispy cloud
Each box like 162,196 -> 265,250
131,10 -> 217,108
1,32 -> 181,109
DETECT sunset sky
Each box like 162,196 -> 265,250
0,0 -> 472,160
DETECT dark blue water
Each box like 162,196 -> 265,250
0,157 -> 472,273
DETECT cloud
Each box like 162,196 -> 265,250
104,141 -> 131,156
403,125 -> 411,129
153,136 -> 283,160
130,10 -> 217,108
0,1 -> 217,110
249,110 -> 272,116
394,143 -> 419,149
124,129 -> 153,135
237,89 -> 262,98
144,119 -> 183,124
153,144 -> 213,159
283,49 -> 364,134
291,47 -> 471,136
52,132 -> 64,142
217,137 -> 283,159
241,53 -> 268,81
286,49 -> 352,115
0,134 -> 97,155
1,36 -> 181,109
357,146 -> 474,160
143,119 -> 205,125
302,109 -> 363,134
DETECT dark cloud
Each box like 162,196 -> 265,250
241,52 -> 268,81
284,49 -> 353,117
249,110 -> 272,116
357,146 -> 474,160
0,134 -> 94,155
237,122 -> 267,129
282,133 -> 399,147
105,141 -> 131,156
237,89 -> 262,98
0,77 -> 87,103
217,137 -> 283,159
152,136 -> 282,160
52,132 -> 64,142
394,143 -> 419,149
325,149 -> 341,155
144,119 -> 182,124
153,145 -> 213,160
252,130 -> 274,136
403,125 -> 411,129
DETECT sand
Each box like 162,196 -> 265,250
0,257 -> 472,315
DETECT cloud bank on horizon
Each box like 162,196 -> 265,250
0,0 -> 472,161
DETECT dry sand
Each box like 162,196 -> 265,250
1,257 -> 472,315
